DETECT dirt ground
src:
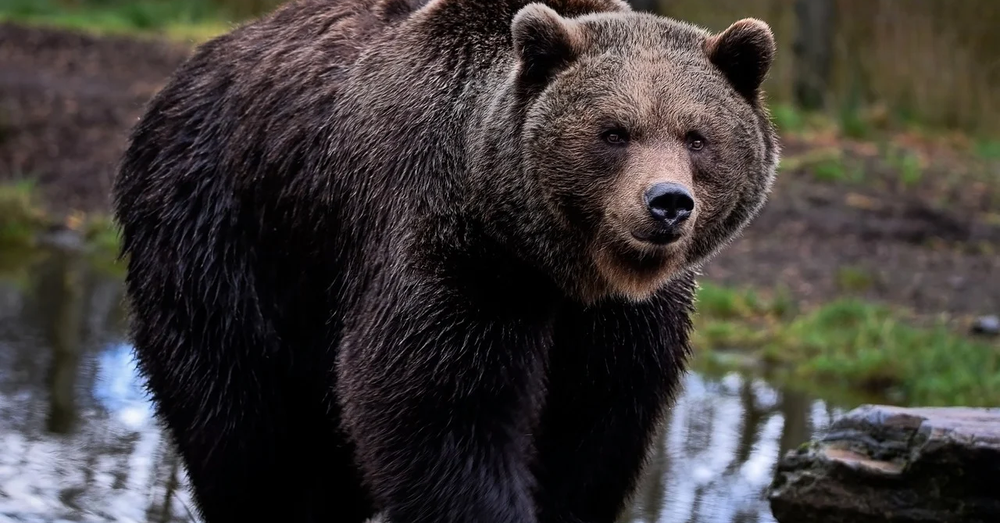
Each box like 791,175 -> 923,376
1,22 -> 998,321
0,23 -> 190,211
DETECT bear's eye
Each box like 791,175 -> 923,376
686,132 -> 707,151
602,128 -> 630,146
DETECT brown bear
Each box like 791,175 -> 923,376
111,1 -> 779,522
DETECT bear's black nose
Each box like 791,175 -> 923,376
644,183 -> 694,225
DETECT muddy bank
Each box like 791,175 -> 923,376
0,23 -> 190,213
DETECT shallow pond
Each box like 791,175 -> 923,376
0,246 -> 848,523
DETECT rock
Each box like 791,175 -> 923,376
971,315 -> 1000,337
768,404 -> 1000,523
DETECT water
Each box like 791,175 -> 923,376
0,246 -> 846,523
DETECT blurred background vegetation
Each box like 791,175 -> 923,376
642,0 -> 1000,138
3,0 -> 999,139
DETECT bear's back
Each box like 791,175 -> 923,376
222,0 -> 421,84
114,0 -> 420,229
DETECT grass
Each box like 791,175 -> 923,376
777,146 -> 865,184
882,145 -> 924,187
772,107 -> 1000,200
72,211 -> 121,252
975,140 -> 1000,161
0,180 -> 47,247
834,266 -> 877,293
0,181 -> 121,253
691,282 -> 1000,408
770,103 -> 815,135
0,0 -> 248,42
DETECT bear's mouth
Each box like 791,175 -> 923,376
628,219 -> 691,248
630,227 -> 684,246
601,222 -> 687,264
604,212 -> 689,252
604,235 -> 671,271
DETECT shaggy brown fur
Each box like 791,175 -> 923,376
112,1 -> 779,522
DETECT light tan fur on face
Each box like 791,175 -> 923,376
590,141 -> 699,302
612,142 -> 696,243
590,239 -> 688,302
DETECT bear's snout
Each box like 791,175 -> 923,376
644,182 -> 694,225
632,182 -> 695,245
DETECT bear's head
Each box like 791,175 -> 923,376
505,3 -> 779,303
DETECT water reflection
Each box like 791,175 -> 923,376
0,247 -> 193,523
0,248 -> 846,523
620,373 -> 844,523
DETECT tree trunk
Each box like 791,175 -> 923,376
793,0 -> 836,110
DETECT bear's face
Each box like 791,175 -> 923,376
512,4 -> 779,302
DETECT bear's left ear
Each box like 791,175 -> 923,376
705,18 -> 776,103
512,3 -> 582,89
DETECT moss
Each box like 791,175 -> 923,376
691,282 -> 1000,407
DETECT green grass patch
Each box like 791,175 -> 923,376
975,139 -> 1000,161
769,103 -> 844,138
810,156 -> 852,183
0,180 -> 48,247
770,103 -> 807,134
0,181 -> 122,254
837,106 -> 875,140
881,145 -> 924,187
0,0 -> 258,42
779,148 -> 864,184
835,265 -> 877,293
691,282 -> 1000,407
77,212 -> 121,253
79,213 -> 125,277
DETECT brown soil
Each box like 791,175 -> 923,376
1,22 -> 998,320
0,23 -> 190,212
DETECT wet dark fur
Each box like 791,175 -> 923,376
112,0 -> 778,522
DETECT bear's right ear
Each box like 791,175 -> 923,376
512,3 -> 582,89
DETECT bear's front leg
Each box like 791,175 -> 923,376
337,271 -> 553,523
531,273 -> 697,523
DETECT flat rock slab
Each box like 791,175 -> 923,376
769,404 -> 1000,523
